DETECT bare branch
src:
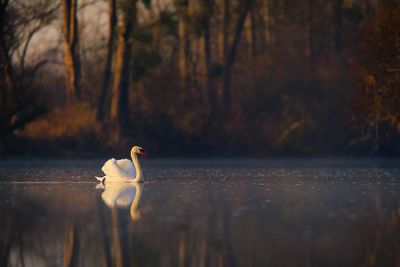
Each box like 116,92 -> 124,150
20,26 -> 41,73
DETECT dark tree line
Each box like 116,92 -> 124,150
0,0 -> 399,156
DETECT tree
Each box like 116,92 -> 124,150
0,0 -> 15,102
222,0 -> 252,114
97,0 -> 117,121
199,0 -> 217,113
351,2 -> 400,150
62,0 -> 81,102
109,0 -> 137,131
0,0 -> 57,138
177,0 -> 191,90
334,0 -> 343,52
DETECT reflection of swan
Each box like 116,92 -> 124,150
101,183 -> 144,221
96,146 -> 146,183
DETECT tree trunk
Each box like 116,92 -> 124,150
203,1 -> 217,114
305,0 -> 314,76
178,0 -> 191,91
334,0 -> 343,52
0,0 -> 14,106
223,0 -> 230,62
256,0 -> 268,48
62,0 -> 81,103
222,0 -> 250,114
0,41 -> 14,106
97,0 -> 116,121
109,0 -> 136,130
245,8 -> 257,65
250,9 -> 257,60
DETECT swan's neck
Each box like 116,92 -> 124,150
131,153 -> 143,182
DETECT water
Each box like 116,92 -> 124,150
0,159 -> 400,267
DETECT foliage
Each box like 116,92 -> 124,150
350,2 -> 400,152
130,27 -> 162,81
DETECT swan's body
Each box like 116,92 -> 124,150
96,146 -> 146,183
100,183 -> 144,221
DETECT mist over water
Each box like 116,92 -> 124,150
1,159 -> 400,267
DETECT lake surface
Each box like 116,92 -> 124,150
1,159 -> 400,267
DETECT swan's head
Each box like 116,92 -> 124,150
131,146 -> 147,157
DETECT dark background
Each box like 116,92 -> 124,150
1,0 -> 399,157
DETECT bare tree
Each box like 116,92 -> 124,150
109,0 -> 137,133
0,0 -> 57,137
177,0 -> 192,90
222,0 -> 251,114
62,0 -> 81,102
97,0 -> 117,121
199,0 -> 217,113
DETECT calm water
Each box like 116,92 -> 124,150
1,159 -> 400,267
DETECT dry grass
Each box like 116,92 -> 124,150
18,102 -> 101,139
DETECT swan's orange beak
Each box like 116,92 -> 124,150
140,150 -> 147,157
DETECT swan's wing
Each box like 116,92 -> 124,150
115,159 -> 136,178
101,158 -> 132,180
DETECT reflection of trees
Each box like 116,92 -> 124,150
63,223 -> 80,267
98,206 -> 160,267
360,193 -> 400,267
4,177 -> 400,267
0,186 -> 46,266
97,182 -> 160,267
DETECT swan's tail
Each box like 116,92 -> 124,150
95,176 -> 106,183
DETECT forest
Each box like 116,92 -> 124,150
0,0 -> 399,157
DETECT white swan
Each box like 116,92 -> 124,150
100,183 -> 144,221
96,146 -> 146,183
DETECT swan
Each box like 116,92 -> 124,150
100,183 -> 144,221
96,146 -> 146,183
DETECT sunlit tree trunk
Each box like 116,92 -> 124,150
250,9 -> 257,59
245,8 -> 257,65
202,0 -> 217,113
109,0 -> 136,131
178,0 -> 191,90
97,0 -> 116,121
223,0 -> 250,114
62,0 -> 81,103
223,0 -> 230,62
